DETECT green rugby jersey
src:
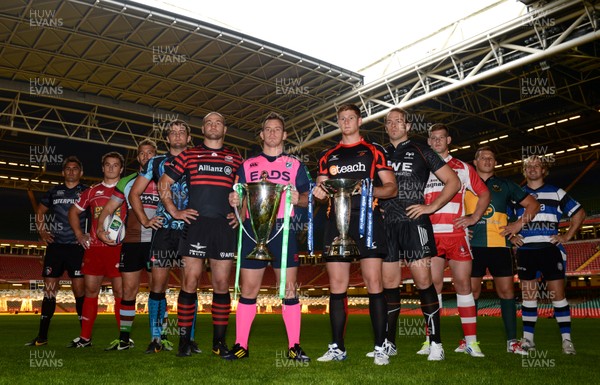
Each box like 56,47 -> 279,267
465,175 -> 528,247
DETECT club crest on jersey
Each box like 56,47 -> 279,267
492,184 -> 502,192
57,190 -> 64,196
95,190 -> 104,196
356,150 -> 368,157
224,166 -> 232,175
405,152 -> 415,159
329,163 -> 366,176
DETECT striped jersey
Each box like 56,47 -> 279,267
425,155 -> 488,235
112,172 -> 159,243
74,182 -> 126,247
318,138 -> 390,211
237,153 -> 312,218
515,183 -> 582,247
165,143 -> 243,219
140,153 -> 188,230
465,175 -> 529,247
39,183 -> 88,244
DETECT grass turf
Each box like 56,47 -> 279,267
4,313 -> 598,384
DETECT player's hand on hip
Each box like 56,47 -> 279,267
77,233 -> 91,249
229,191 -> 240,207
173,208 -> 198,224
454,215 -> 476,229
39,230 -> 54,244
406,204 -> 432,219
146,216 -> 164,230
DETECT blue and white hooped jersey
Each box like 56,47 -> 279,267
516,183 -> 582,246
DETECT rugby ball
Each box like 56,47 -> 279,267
103,214 -> 126,243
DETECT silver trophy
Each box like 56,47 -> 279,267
321,178 -> 362,259
235,172 -> 284,261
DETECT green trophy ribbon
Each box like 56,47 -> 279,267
279,184 -> 293,299
234,183 -> 244,301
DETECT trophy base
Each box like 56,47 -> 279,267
246,244 -> 273,261
326,237 -> 361,259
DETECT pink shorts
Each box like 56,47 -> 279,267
81,245 -> 122,278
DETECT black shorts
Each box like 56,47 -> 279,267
178,216 -> 236,260
42,243 -> 85,278
471,247 -> 514,278
119,242 -> 151,273
149,227 -> 183,269
384,217 -> 437,263
323,211 -> 387,262
240,219 -> 300,270
517,245 -> 565,281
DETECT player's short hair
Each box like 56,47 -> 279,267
385,107 -> 409,122
102,151 -> 125,167
164,119 -> 191,138
523,155 -> 550,177
203,112 -> 226,126
62,155 -> 82,170
262,112 -> 286,132
428,123 -> 450,137
138,139 -> 157,152
474,146 -> 496,160
336,103 -> 362,118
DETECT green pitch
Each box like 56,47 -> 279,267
4,314 -> 598,384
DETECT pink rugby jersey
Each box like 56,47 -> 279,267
237,153 -> 311,218
424,155 -> 488,236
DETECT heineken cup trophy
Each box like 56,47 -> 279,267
236,172 -> 284,261
321,178 -> 362,259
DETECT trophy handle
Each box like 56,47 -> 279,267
232,183 -> 256,243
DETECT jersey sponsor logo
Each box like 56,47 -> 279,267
390,161 -> 413,173
189,242 -> 206,257
329,162 -> 366,176
198,164 -> 232,175
53,198 -> 77,204
483,205 -> 495,219
140,194 -> 160,205
250,170 -> 291,182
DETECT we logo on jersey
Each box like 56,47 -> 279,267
329,162 -> 365,175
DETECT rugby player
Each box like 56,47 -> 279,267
466,146 -> 539,355
225,112 -> 311,361
313,104 -> 397,365
97,139 -> 158,350
158,112 -> 243,357
67,152 -> 126,348
128,120 -> 195,354
513,155 -> 585,355
26,156 -> 88,346
422,123 -> 490,357
377,108 -> 460,361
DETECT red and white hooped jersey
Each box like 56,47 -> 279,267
424,155 -> 488,235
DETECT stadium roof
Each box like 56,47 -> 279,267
0,0 -> 599,190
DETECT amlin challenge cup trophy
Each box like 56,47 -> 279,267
321,178 -> 364,259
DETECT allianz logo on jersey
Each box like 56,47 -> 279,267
329,162 -> 366,175
198,164 -> 233,175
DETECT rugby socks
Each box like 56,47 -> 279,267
160,296 -> 169,340
235,297 -> 257,349
148,291 -> 162,340
282,298 -> 301,348
80,296 -> 98,340
369,292 -> 387,347
75,296 -> 85,326
177,290 -> 197,343
212,292 -> 231,345
522,300 -> 538,343
383,287 -> 401,344
114,297 -> 122,329
119,299 -> 136,343
190,297 -> 197,341
38,296 -> 56,340
500,298 -> 517,341
552,299 -> 571,342
420,285 -> 441,343
457,293 -> 477,344
329,292 -> 348,351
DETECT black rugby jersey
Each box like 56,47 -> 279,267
380,139 -> 445,223
165,143 -> 243,219
39,183 -> 88,244
318,138 -> 390,211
